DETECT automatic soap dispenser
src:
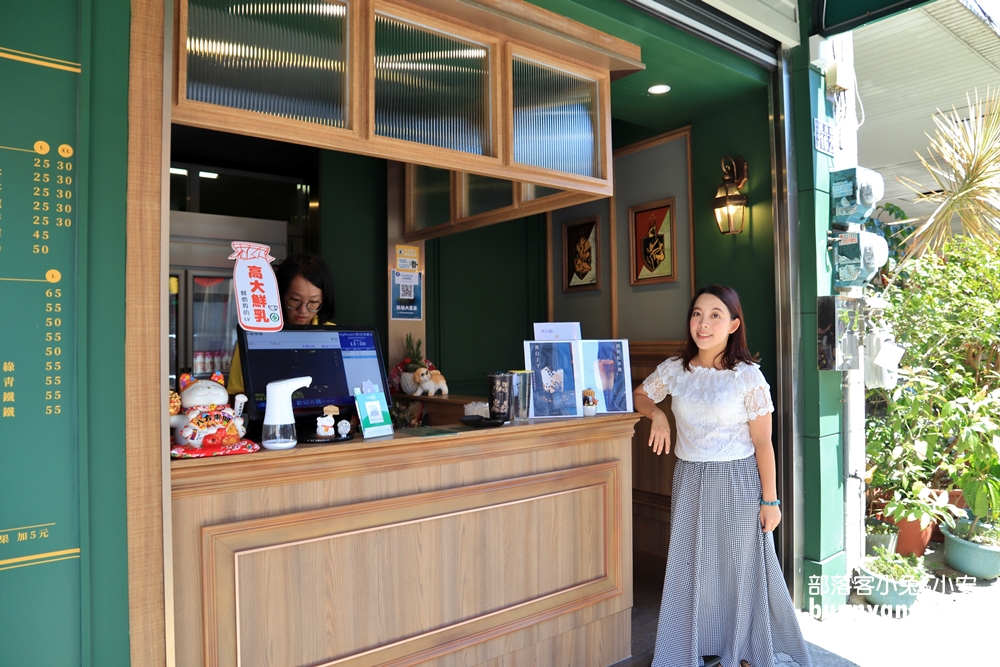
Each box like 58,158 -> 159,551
261,376 -> 312,450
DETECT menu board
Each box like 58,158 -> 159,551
0,2 -> 84,662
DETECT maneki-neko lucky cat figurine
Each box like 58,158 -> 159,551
169,372 -> 259,458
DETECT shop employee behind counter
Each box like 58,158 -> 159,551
227,253 -> 336,395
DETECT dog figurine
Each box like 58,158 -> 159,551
413,367 -> 448,396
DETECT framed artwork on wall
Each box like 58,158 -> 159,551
562,216 -> 600,292
628,197 -> 676,286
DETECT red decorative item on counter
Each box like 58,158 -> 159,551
170,439 -> 260,458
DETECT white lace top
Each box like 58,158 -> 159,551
642,357 -> 774,462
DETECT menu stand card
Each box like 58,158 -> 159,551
354,388 -> 393,438
532,322 -> 581,340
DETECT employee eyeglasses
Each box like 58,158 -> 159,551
284,297 -> 323,313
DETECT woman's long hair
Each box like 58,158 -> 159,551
677,284 -> 758,371
276,253 -> 336,324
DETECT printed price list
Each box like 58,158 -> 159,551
0,140 -> 74,426
1,10 -> 87,661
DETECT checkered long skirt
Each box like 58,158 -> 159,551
651,456 -> 812,667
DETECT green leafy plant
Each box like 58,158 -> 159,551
865,401 -> 964,530
402,333 -> 426,372
865,517 -> 898,536
865,236 -> 1000,531
955,412 -> 1000,541
866,546 -> 926,582
959,521 -> 1000,548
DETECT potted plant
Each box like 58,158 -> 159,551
865,86 -> 1000,566
388,333 -> 437,394
856,546 -> 928,611
865,517 -> 898,556
865,412 -> 963,556
882,486 -> 960,556
865,235 -> 1000,555
942,521 -> 1000,581
940,387 -> 1000,579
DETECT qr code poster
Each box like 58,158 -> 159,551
391,270 -> 422,321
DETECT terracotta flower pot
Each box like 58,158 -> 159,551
886,517 -> 934,557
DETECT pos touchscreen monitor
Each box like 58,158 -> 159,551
237,325 -> 391,422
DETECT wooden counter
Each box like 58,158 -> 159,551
170,414 -> 638,667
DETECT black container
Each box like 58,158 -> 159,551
486,372 -> 513,422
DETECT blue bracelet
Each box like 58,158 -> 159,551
760,499 -> 780,506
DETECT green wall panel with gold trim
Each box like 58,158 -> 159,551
0,0 -> 131,664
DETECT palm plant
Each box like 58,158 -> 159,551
898,88 -> 1000,262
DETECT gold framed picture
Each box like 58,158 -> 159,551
628,198 -> 676,286
562,216 -> 600,292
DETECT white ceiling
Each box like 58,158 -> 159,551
854,0 -> 1000,220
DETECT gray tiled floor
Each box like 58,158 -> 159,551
624,543 -> 998,667
796,542 -> 999,667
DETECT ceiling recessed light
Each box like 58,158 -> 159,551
198,171 -> 219,179
648,84 -> 671,95
169,167 -> 188,176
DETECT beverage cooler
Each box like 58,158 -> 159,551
168,211 -> 287,389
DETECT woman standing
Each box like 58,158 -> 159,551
633,285 -> 811,667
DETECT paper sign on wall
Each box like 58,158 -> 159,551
396,244 -> 420,272
391,270 -> 422,320
230,241 -> 284,332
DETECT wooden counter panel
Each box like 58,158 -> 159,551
203,464 -> 618,667
172,416 -> 637,667
171,414 -> 637,498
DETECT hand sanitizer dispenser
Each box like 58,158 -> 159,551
261,376 -> 312,450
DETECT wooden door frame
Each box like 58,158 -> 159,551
126,1 -> 169,665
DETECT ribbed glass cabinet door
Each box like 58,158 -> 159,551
410,166 -> 452,231
512,58 -> 599,178
186,0 -> 349,127
464,174 -> 513,217
374,13 -> 491,155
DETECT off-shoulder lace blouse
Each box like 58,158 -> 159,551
641,357 -> 773,462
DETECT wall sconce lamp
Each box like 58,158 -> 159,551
712,156 -> 749,235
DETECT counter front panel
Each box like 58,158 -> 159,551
171,414 -> 637,667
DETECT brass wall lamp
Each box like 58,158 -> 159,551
712,156 -> 748,235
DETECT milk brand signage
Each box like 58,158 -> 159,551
230,241 -> 284,331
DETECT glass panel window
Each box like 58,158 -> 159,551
521,183 -> 563,202
463,174 -> 513,218
512,57 -> 599,178
411,166 -> 452,231
186,0 -> 349,127
374,14 -> 491,155
190,275 -> 238,380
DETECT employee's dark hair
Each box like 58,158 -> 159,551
677,284 -> 758,371
276,253 -> 336,323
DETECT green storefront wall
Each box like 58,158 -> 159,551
793,0 -> 848,614
83,0 -> 131,658
0,0 -> 131,664
1,0 -> 915,663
